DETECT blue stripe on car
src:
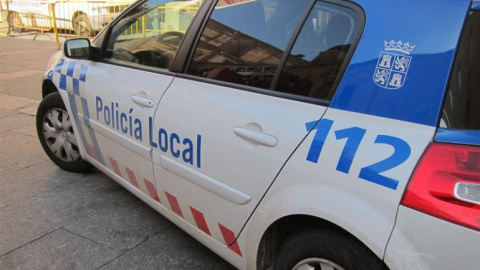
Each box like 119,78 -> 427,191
329,0 -> 471,127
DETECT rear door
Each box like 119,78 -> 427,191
152,0 -> 363,252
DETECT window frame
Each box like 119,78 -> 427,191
179,0 -> 366,105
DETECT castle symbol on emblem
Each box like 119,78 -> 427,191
373,40 -> 415,90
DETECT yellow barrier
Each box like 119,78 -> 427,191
50,0 -> 132,39
1,0 -> 200,47
119,4 -> 201,40
0,0 -> 7,36
2,0 -> 54,38
2,0 -> 132,44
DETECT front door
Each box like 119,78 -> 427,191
73,0 -> 203,201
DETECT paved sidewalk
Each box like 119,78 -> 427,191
0,36 -> 234,270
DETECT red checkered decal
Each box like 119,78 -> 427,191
166,192 -> 184,218
107,157 -> 243,257
145,179 -> 160,202
191,206 -> 211,236
88,144 -> 100,162
219,223 -> 243,257
109,157 -> 122,176
125,167 -> 140,189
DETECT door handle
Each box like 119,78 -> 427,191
233,127 -> 277,147
131,95 -> 154,108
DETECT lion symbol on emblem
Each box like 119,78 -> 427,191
374,69 -> 390,85
394,56 -> 410,72
374,40 -> 415,89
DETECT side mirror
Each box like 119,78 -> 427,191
63,38 -> 91,59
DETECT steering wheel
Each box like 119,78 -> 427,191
157,31 -> 184,45
147,48 -> 173,69
112,48 -> 139,63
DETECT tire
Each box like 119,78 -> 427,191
274,226 -> 387,270
36,92 -> 92,173
73,14 -> 93,37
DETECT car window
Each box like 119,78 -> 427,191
187,0 -> 360,100
104,0 -> 203,70
275,2 -> 360,100
186,0 -> 311,89
441,10 -> 480,129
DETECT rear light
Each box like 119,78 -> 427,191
402,143 -> 480,231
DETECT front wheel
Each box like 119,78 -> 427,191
274,226 -> 387,270
36,92 -> 92,173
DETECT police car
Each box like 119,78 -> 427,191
36,0 -> 480,269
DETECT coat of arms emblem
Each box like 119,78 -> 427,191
373,40 -> 415,90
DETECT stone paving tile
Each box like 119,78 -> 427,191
100,225 -> 235,270
11,124 -> 38,138
0,161 -> 83,206
61,173 -> 172,251
0,63 -> 30,74
0,228 -> 121,270
0,84 -> 7,93
18,103 -> 40,116
0,107 -> 16,118
4,140 -> 47,168
0,171 -> 92,256
0,129 -> 38,149
0,43 -> 58,72
0,38 -> 57,55
0,54 -> 56,72
0,93 -> 38,111
0,171 -> 171,256
1,75 -> 44,101
0,113 -> 35,133
0,129 -> 48,168
0,203 -> 61,257
0,157 -> 24,177
0,69 -> 43,81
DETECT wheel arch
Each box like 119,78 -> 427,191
255,214 -> 386,270
42,79 -> 58,98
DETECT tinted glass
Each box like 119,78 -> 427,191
275,2 -> 359,100
105,0 -> 203,70
187,0 -> 311,89
441,10 -> 480,129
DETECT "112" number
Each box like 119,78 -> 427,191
305,119 -> 411,190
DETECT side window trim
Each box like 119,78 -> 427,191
317,0 -> 366,101
170,0 -> 217,73
269,0 -> 318,90
178,0 -> 220,74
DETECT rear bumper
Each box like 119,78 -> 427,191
385,206 -> 480,270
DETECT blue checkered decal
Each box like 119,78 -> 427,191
49,58 -> 106,166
